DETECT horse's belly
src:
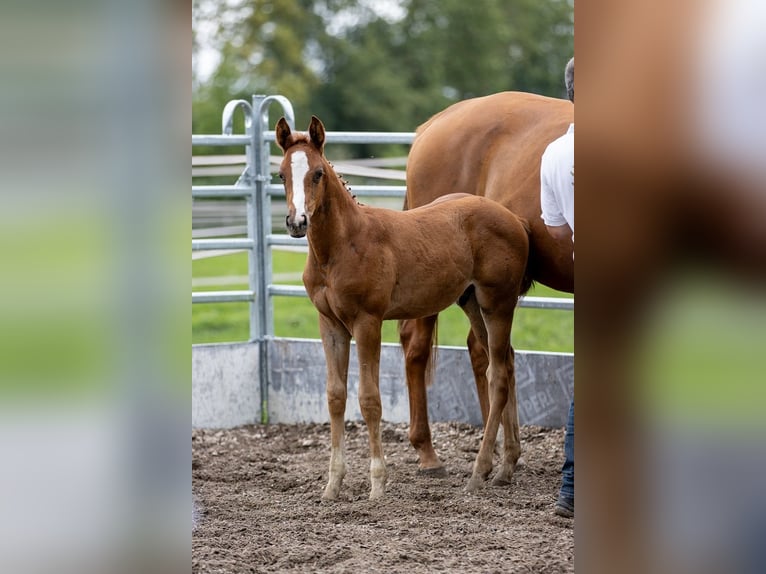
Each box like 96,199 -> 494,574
384,282 -> 468,320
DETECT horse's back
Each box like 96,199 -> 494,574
409,91 -> 572,215
406,91 -> 573,291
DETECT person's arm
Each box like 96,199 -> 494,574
545,222 -> 573,241
541,160 -> 571,240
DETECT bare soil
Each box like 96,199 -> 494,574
192,421 -> 573,573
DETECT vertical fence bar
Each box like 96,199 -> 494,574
251,96 -> 269,423
251,95 -> 295,424
220,98 -> 259,345
249,98 -> 265,344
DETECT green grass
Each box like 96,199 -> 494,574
193,250 -> 573,352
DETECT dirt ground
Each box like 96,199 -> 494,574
192,421 -> 573,573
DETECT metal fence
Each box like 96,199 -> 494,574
192,93 -> 573,318
192,95 -> 574,421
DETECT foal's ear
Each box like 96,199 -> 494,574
308,115 -> 325,153
275,117 -> 291,151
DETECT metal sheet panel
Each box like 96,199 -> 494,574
192,340 -> 573,429
192,343 -> 261,428
268,339 -> 573,428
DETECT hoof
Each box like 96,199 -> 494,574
491,470 -> 514,487
369,488 -> 385,500
321,485 -> 340,501
465,476 -> 485,493
417,465 -> 448,478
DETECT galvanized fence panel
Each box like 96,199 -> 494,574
192,95 -> 574,428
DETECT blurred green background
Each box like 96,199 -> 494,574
192,249 -> 573,351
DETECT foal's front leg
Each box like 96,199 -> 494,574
354,315 -> 387,499
319,314 -> 351,500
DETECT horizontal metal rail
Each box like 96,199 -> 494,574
192,185 -> 253,199
192,238 -> 255,251
267,234 -> 308,248
192,290 -> 255,304
266,184 -> 407,198
518,297 -> 574,310
192,135 -> 251,146
261,130 -> 415,145
214,130 -> 415,145
268,285 -> 307,297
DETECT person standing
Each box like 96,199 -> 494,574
540,57 -> 574,518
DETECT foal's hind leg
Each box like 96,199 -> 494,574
461,293 -> 503,454
466,308 -> 514,492
399,316 -> 445,474
461,291 -> 521,486
319,314 -> 351,500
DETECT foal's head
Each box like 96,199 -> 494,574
275,115 -> 329,238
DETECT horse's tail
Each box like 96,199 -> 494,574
518,216 -> 536,296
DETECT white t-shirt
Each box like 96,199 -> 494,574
540,123 -> 574,234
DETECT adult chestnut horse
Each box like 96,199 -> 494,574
275,115 -> 531,499
399,91 -> 574,473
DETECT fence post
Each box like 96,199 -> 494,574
251,95 -> 295,424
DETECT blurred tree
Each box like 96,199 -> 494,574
192,0 -> 573,140
312,16 -> 417,157
204,0 -> 321,118
502,0 -> 574,97
396,0 -> 573,106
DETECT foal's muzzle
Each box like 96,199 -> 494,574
286,214 -> 308,238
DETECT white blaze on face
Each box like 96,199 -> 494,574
289,150 -> 309,222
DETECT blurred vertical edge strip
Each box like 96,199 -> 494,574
0,1 -> 191,574
577,1 -> 766,573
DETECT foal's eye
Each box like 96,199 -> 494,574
278,172 -> 285,182
312,168 -> 324,183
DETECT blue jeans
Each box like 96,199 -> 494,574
559,399 -> 574,501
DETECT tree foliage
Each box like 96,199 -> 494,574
193,0 -> 573,142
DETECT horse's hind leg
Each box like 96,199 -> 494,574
319,314 -> 351,500
492,345 -> 521,486
461,292 -> 505,454
466,330 -> 490,424
398,316 -> 445,475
